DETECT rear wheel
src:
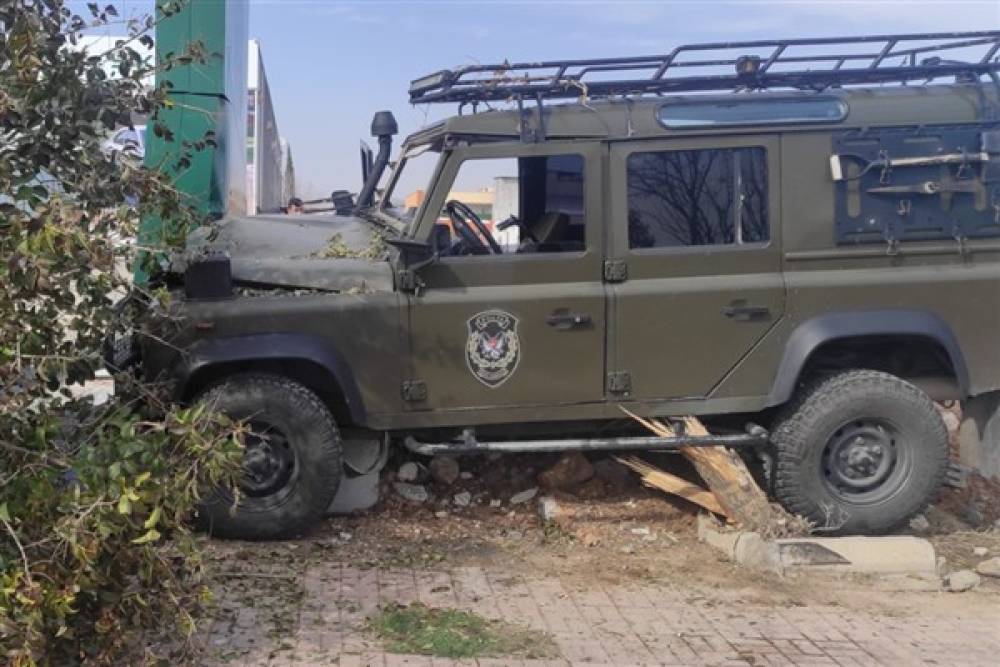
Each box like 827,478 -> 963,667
196,373 -> 342,540
772,370 -> 948,534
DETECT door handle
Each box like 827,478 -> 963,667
722,301 -> 770,321
546,311 -> 591,330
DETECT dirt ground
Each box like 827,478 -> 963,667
185,448 -> 1000,666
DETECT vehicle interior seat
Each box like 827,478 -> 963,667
519,211 -> 572,252
532,211 -> 570,245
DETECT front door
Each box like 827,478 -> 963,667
404,142 -> 606,413
607,136 -> 784,400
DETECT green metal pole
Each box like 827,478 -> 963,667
138,0 -> 248,282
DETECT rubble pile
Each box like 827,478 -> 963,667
385,451 -> 641,511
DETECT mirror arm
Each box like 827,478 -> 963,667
408,251 -> 440,273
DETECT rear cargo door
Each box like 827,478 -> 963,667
606,135 -> 784,400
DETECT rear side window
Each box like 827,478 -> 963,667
627,147 -> 768,249
658,97 -> 846,128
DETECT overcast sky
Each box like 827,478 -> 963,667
74,0 -> 1000,199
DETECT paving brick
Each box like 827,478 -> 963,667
201,563 -> 1000,667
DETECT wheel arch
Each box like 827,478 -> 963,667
178,333 -> 366,426
767,309 -> 970,408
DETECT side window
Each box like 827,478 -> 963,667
436,153 -> 585,256
627,147 -> 768,249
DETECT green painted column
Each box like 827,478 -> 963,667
139,0 -> 249,280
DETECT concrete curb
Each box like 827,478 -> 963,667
697,515 -> 939,576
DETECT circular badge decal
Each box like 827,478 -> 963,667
465,309 -> 520,388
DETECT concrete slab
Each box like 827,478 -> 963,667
774,536 -> 937,575
959,391 -> 1000,481
697,514 -> 938,576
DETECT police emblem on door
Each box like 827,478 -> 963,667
466,310 -> 520,388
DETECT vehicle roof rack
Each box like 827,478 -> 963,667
409,31 -> 1000,105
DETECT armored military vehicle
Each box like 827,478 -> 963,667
129,31 -> 1000,539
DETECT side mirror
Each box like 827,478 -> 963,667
430,223 -> 452,254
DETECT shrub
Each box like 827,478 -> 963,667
0,2 -> 241,664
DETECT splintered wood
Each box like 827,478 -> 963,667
615,455 -> 728,517
621,409 -> 777,532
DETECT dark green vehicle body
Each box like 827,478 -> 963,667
148,83 -> 1000,439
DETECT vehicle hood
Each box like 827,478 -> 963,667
181,213 -> 393,293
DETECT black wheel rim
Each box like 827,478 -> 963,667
821,418 -> 909,503
240,420 -> 297,500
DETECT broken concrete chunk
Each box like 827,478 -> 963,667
973,546 -> 989,558
975,557 -> 1000,578
946,570 -> 981,592
574,477 -> 607,499
453,491 -> 472,507
429,456 -> 461,486
940,409 -> 960,432
510,487 -> 538,505
908,514 -> 931,534
538,452 -> 594,490
393,482 -> 428,503
397,462 -> 427,483
538,496 -> 561,522
593,458 -> 633,491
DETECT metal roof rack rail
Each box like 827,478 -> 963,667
409,31 -> 1000,106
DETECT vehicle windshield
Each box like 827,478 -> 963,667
379,143 -> 441,226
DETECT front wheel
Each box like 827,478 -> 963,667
772,370 -> 948,535
196,374 -> 342,540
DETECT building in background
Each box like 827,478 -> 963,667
75,34 -> 155,84
280,138 -> 296,206
404,177 -> 521,247
246,39 -> 295,214
404,188 -> 494,222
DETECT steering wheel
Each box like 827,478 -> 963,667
444,200 -> 502,255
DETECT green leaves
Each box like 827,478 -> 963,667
130,529 -> 160,545
0,1 -> 240,664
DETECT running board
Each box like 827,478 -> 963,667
403,428 -> 768,457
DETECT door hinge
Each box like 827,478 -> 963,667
401,380 -> 427,402
607,370 -> 631,396
397,269 -> 424,294
603,259 -> 628,283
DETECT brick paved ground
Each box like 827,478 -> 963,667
204,562 -> 1000,667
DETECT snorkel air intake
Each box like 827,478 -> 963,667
355,110 -> 398,211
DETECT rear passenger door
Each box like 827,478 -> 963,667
607,136 -> 784,401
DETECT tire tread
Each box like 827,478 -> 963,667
771,369 -> 948,533
198,373 -> 342,540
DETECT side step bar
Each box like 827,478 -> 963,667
404,427 -> 768,457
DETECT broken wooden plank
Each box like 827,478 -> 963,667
615,455 -> 729,517
621,408 -> 777,533
675,416 -> 776,533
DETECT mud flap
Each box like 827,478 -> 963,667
327,470 -> 380,514
958,391 -> 1000,481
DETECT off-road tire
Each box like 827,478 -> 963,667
772,369 -> 948,535
196,373 -> 342,540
